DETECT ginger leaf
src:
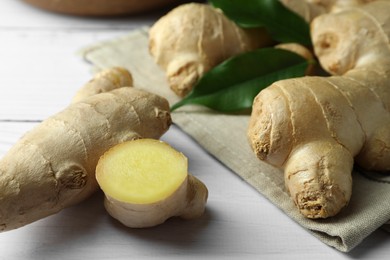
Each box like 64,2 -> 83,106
209,0 -> 311,46
171,48 -> 312,112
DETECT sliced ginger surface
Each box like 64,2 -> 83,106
96,138 -> 208,228
96,138 -> 187,204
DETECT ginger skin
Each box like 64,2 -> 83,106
96,139 -> 208,228
280,0 -> 377,22
248,1 -> 390,218
148,1 -> 375,98
72,67 -> 133,103
149,3 -> 272,97
0,68 -> 171,231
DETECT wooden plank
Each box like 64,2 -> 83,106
0,29 -> 129,120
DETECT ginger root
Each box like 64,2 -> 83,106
96,138 -> 208,228
0,68 -> 171,231
72,67 -> 133,103
149,0 -> 382,96
149,3 -> 272,97
149,1 -> 379,98
248,1 -> 390,218
147,1 -> 338,97
280,0 -> 377,21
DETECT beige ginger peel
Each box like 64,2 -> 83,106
96,139 -> 208,228
0,68 -> 171,231
149,3 -> 272,97
248,1 -> 390,218
148,1 -> 376,99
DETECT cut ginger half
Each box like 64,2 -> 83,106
97,139 -> 187,204
96,138 -> 208,228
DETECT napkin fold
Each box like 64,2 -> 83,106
79,28 -> 390,252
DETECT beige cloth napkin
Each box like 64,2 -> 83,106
79,28 -> 390,252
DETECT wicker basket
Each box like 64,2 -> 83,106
23,0 -> 183,16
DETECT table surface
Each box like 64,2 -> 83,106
0,1 -> 389,259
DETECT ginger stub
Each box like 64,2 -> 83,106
0,67 -> 171,232
96,138 -> 208,228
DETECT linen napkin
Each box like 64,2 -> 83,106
79,27 -> 390,252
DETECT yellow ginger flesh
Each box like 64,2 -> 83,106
96,139 -> 187,204
96,139 -> 208,228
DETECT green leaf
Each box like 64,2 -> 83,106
171,48 -> 313,112
209,0 -> 311,46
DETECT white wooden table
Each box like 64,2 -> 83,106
0,1 -> 389,259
